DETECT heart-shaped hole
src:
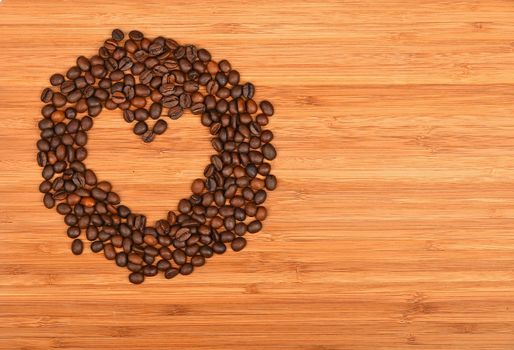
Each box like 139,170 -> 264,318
86,108 -> 212,223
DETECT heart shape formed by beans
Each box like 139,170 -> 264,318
37,29 -> 277,284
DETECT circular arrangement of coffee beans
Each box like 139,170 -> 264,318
37,29 -> 277,284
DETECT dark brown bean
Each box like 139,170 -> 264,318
112,29 -> 125,41
172,249 -> 187,265
231,236 -> 247,251
50,73 -> 65,86
247,220 -> 262,233
133,121 -> 148,135
164,268 -> 180,279
103,244 -> 116,260
129,30 -> 144,41
71,239 -> 84,255
153,119 -> 167,135
179,263 -> 194,275
41,88 -> 53,103
142,130 -> 155,143
129,272 -> 144,284
242,82 -> 255,99
149,103 -> 162,119
90,241 -> 104,253
43,193 -> 55,208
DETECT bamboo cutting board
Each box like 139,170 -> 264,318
2,0 -> 514,349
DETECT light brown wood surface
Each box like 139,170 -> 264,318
2,0 -> 514,349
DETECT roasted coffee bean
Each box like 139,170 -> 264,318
71,239 -> 84,255
129,272 -> 144,284
168,105 -> 184,119
143,265 -> 158,276
67,226 -> 81,239
179,263 -> 193,275
90,241 -> 104,253
39,180 -> 52,193
114,252 -> 128,267
129,30 -> 144,41
123,110 -> 135,123
43,193 -> 55,208
149,103 -> 162,119
231,236 -> 246,251
265,175 -> 277,190
152,119 -> 167,135
133,121 -> 148,135
50,73 -> 65,86
242,82 -> 255,99
260,100 -> 274,116
42,165 -> 54,180
212,242 -> 226,254
112,28 -> 125,41
156,259 -> 171,271
261,144 -> 276,160
164,268 -> 180,279
247,220 -> 262,233
191,178 -> 205,194
142,130 -> 155,143
191,255 -> 205,266
41,88 -> 53,103
103,244 -> 116,260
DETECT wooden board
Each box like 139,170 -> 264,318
2,0 -> 514,348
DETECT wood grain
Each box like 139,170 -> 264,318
1,0 -> 514,349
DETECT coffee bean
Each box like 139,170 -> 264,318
231,236 -> 246,251
261,143 -> 276,160
129,272 -> 144,284
191,255 -> 205,266
43,193 -> 55,208
76,56 -> 90,71
112,29 -> 125,41
152,119 -> 167,135
50,73 -> 65,86
212,242 -> 226,254
90,241 -> 104,253
179,93 -> 192,108
247,220 -> 262,233
133,121 -> 148,135
168,105 -> 184,119
179,263 -> 193,275
39,180 -> 52,193
41,88 -> 53,103
123,110 -> 135,123
142,130 -> 155,143
115,252 -> 128,267
103,244 -> 116,260
172,249 -> 186,265
157,259 -> 171,271
143,265 -> 158,276
42,165 -> 54,180
129,30 -> 144,41
220,231 -> 235,243
191,178 -> 205,194
190,102 -> 205,115
164,268 -> 180,279
242,82 -> 255,99
67,226 -> 81,238
71,239 -> 84,255
149,103 -> 162,119
265,175 -> 277,190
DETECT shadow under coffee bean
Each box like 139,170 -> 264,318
36,29 -> 277,284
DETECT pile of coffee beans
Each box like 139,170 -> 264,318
37,29 -> 277,284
